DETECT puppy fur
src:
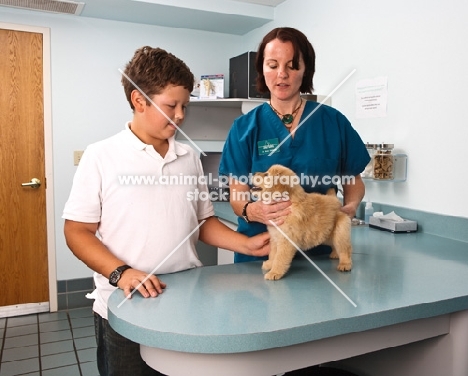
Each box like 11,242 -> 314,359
252,164 -> 352,280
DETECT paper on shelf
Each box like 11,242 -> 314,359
199,74 -> 224,99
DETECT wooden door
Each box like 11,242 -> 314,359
0,28 -> 49,312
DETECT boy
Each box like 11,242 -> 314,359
63,46 -> 269,376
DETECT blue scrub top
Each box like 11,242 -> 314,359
219,101 -> 370,263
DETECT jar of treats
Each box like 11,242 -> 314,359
361,143 -> 377,178
373,143 -> 394,180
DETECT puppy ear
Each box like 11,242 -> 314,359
269,165 -> 282,176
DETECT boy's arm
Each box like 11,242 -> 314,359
198,216 -> 269,257
64,219 -> 166,298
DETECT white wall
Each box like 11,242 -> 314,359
244,0 -> 468,218
0,7 -> 240,280
1,0 -> 467,280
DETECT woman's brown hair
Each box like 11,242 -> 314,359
255,27 -> 315,94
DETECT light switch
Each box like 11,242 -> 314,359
74,150 -> 84,166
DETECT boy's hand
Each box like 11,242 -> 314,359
117,269 -> 166,299
245,232 -> 270,257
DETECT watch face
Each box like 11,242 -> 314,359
109,270 -> 120,286
109,265 -> 130,287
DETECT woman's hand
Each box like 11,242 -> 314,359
249,199 -> 292,225
340,203 -> 358,219
341,174 -> 366,219
117,268 -> 166,299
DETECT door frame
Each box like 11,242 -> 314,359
1,22 -> 57,313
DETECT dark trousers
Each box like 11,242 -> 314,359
94,313 -> 165,376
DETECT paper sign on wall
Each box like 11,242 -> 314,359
355,76 -> 388,118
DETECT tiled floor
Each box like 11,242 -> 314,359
0,308 -> 98,376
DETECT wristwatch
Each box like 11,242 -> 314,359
242,202 -> 252,223
109,265 -> 131,287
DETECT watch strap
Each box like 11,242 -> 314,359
109,264 -> 131,287
116,264 -> 131,273
242,202 -> 252,223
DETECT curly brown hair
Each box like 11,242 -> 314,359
122,46 -> 194,110
255,27 -> 315,94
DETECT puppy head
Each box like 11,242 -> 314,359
251,164 -> 300,203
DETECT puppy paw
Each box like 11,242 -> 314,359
262,260 -> 272,271
337,263 -> 352,272
329,250 -> 339,259
264,271 -> 285,280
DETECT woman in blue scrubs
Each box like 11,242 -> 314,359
220,27 -> 370,263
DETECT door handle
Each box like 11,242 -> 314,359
21,178 -> 41,189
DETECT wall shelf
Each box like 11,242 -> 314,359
178,96 -> 331,142
362,154 -> 408,182
177,98 -> 266,141
188,97 -> 267,111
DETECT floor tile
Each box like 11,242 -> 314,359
77,347 -> 97,363
41,351 -> 78,370
80,361 -> 100,376
1,309 -> 102,376
40,329 -> 73,344
38,311 -> 68,323
74,335 -> 97,350
72,325 -> 95,339
3,333 -> 38,349
69,307 -> 94,319
1,344 -> 38,362
39,319 -> 71,333
5,323 -> 38,337
41,364 -> 81,376
71,316 -> 94,329
40,339 -> 75,356
7,315 -> 37,327
0,357 -> 40,376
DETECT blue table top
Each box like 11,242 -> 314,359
108,226 -> 468,354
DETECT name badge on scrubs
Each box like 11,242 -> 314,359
257,138 -> 280,156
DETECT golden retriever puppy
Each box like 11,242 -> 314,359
251,164 -> 352,280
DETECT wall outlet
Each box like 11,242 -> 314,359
74,150 -> 84,166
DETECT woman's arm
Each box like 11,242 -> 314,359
341,174 -> 366,218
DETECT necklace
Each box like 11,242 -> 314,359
269,99 -> 303,127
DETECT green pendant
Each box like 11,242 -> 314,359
282,114 -> 293,125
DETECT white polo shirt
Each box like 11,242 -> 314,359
63,122 -> 214,319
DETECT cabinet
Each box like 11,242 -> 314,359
196,241 -> 217,266
217,219 -> 236,265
